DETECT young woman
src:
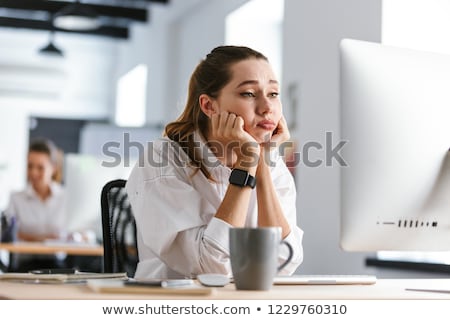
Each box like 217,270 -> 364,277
3,138 -> 67,271
5,138 -> 67,242
126,46 -> 303,279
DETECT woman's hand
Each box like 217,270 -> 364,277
209,111 -> 260,164
268,115 -> 290,148
258,115 -> 290,171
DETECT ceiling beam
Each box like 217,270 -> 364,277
0,16 -> 128,39
0,1 -> 172,38
0,0 -> 152,22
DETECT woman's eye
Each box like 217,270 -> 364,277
241,92 -> 255,97
269,92 -> 279,98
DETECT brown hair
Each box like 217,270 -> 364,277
164,45 -> 268,180
29,138 -> 63,182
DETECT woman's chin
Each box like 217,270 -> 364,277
253,132 -> 273,144
31,182 -> 46,190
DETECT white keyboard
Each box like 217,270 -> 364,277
274,274 -> 377,285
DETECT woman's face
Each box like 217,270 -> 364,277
212,58 -> 282,143
27,151 -> 54,190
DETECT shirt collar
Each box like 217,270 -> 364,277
25,181 -> 62,199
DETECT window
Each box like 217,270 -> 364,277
115,64 -> 147,127
225,0 -> 284,81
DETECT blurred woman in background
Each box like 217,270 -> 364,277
5,138 -> 67,242
3,138 -> 67,271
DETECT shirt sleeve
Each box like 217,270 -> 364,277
128,173 -> 233,278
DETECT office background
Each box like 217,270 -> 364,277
0,0 -> 448,277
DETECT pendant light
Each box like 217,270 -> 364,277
53,0 -> 100,31
38,31 -> 64,57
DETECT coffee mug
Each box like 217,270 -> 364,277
229,227 -> 293,290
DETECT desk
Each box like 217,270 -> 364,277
0,279 -> 450,300
0,241 -> 103,256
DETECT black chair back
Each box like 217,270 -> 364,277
100,179 -> 138,277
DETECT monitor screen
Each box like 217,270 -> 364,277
64,153 -> 133,238
339,39 -> 450,252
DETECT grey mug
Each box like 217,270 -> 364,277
229,227 -> 293,290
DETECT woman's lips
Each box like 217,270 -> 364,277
257,120 -> 276,130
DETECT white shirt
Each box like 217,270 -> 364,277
126,131 -> 303,279
4,182 -> 67,238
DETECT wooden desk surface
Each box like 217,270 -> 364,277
0,278 -> 450,300
0,241 -> 103,256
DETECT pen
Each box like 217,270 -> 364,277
405,288 -> 450,294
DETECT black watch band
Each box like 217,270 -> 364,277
229,168 -> 256,189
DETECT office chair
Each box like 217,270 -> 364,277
100,179 -> 138,277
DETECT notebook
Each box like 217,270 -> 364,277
87,279 -> 213,295
274,274 -> 377,285
0,272 -> 128,284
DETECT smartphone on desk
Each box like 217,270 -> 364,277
125,279 -> 194,288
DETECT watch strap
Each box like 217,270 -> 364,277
245,174 -> 256,189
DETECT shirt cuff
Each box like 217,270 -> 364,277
282,228 -> 304,263
203,217 -> 232,253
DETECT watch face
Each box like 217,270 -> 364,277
229,169 -> 248,186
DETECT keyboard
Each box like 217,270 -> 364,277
274,274 -> 377,285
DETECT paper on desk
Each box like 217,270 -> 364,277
0,272 -> 128,283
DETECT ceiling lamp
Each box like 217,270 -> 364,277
53,1 -> 100,31
39,32 -> 64,57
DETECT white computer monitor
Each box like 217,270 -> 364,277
339,39 -> 450,252
64,153 -> 133,238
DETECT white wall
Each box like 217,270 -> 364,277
282,0 -> 382,274
115,4 -> 172,127
225,0 -> 284,86
383,0 -> 450,54
0,108 -> 29,209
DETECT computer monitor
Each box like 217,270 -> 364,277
64,153 -> 133,238
339,39 -> 450,252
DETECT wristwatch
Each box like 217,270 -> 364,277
229,168 -> 256,189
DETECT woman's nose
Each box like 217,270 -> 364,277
258,96 -> 273,114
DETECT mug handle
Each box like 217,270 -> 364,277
277,240 -> 294,272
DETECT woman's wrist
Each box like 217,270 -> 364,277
236,141 -> 260,163
233,159 -> 257,176
256,155 -> 270,178
235,146 -> 260,174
